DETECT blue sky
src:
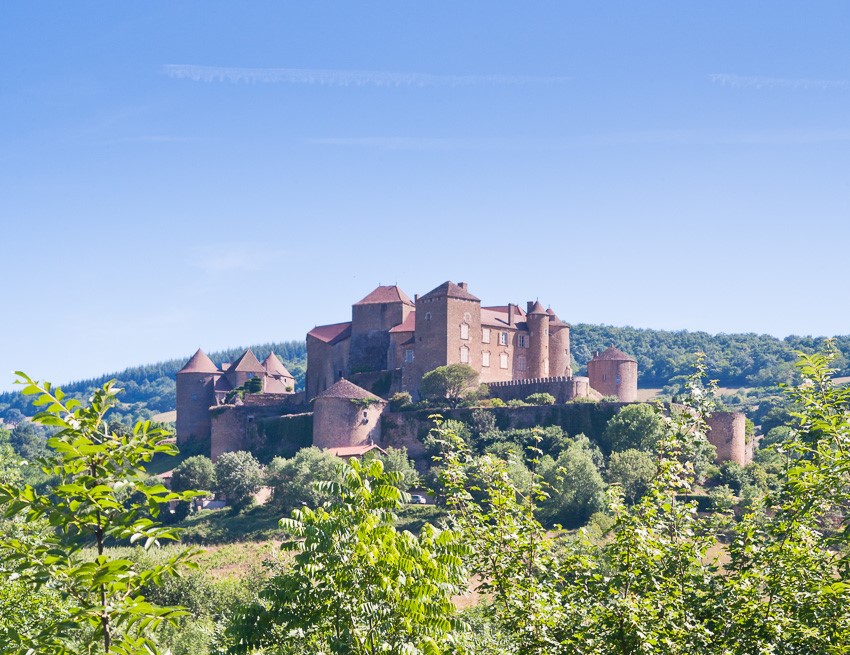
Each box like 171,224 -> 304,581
2,3 -> 849,391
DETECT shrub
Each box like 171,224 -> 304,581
214,450 -> 264,509
389,391 -> 413,411
420,364 -> 479,407
525,392 -> 556,405
506,399 -> 528,407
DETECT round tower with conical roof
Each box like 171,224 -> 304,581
176,348 -> 220,445
312,379 -> 388,449
547,308 -> 571,378
587,346 -> 638,402
526,300 -> 549,378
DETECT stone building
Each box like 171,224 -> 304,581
176,347 -> 296,445
587,346 -> 639,402
312,379 -> 387,450
307,280 -> 582,401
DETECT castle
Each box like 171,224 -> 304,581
306,280 -> 637,403
176,279 -> 751,466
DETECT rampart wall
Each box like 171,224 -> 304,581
487,376 -> 598,404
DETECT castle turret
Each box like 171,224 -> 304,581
176,348 -> 219,445
526,300 -> 549,378
312,379 -> 387,449
587,346 -> 638,402
547,308 -> 571,378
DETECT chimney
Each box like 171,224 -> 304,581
458,282 -> 468,290
414,294 -> 418,303
527,301 -> 534,314
508,303 -> 514,326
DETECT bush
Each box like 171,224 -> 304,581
267,447 -> 342,512
608,449 -> 657,504
602,403 -> 665,453
506,399 -> 528,407
389,392 -> 413,411
214,450 -> 264,509
538,435 -> 606,528
525,392 -> 556,405
420,364 -> 479,407
171,455 -> 216,497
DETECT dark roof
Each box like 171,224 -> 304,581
528,300 -> 547,315
354,285 -> 414,306
591,346 -> 637,362
315,379 -> 386,402
308,322 -> 352,345
418,281 -> 480,303
388,311 -> 416,333
263,352 -> 293,378
178,349 -> 219,374
227,349 -> 266,374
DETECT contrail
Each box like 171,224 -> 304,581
164,64 -> 571,88
709,73 -> 850,90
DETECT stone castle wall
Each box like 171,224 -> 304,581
487,376 -> 597,404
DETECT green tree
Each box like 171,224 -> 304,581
0,373 -> 201,655
171,455 -> 216,497
372,446 -> 420,491
602,402 -> 666,453
607,448 -> 657,504
419,364 -> 479,407
226,458 -> 469,654
215,450 -> 264,510
266,446 -> 342,511
537,435 -> 607,528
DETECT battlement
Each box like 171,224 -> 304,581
487,375 -> 597,404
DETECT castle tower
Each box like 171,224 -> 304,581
587,346 -> 638,402
312,379 -> 387,449
547,308 -> 572,378
350,285 -> 414,373
262,352 -> 296,393
176,348 -> 219,445
411,281 -> 481,396
224,349 -> 265,389
526,300 -> 549,378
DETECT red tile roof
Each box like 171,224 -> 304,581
178,349 -> 219,374
326,444 -> 387,458
388,311 -> 416,333
315,378 -> 386,402
263,352 -> 293,379
528,300 -> 547,315
308,322 -> 352,345
354,285 -> 414,306
592,346 -> 637,362
227,349 -> 266,374
418,281 -> 480,302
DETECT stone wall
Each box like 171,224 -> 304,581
348,369 -> 401,399
210,398 -> 310,461
313,396 -> 386,449
488,376 -> 597,404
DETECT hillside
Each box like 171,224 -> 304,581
2,328 -> 848,424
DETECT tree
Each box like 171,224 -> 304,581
214,450 -> 264,509
372,446 -> 420,491
0,373 -> 201,655
225,458 -> 469,654
537,435 -> 607,528
607,448 -> 656,503
602,402 -> 666,453
171,455 -> 216,496
419,364 -> 479,407
266,446 -> 343,511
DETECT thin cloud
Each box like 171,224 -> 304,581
163,64 -> 571,88
709,73 -> 850,90
310,129 -> 850,150
190,245 -> 290,274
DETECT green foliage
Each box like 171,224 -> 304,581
266,446 -> 343,512
537,435 -> 607,528
389,391 -> 413,411
215,450 -> 264,510
226,458 -> 469,654
602,402 -> 666,453
607,448 -> 657,504
420,364 -> 479,407
371,445 -> 420,491
172,455 -> 216,496
0,373 -> 201,655
525,392 -> 556,405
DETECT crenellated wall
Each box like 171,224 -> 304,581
487,375 -> 600,404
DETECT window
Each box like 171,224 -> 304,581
518,355 -> 526,371
460,322 -> 469,340
616,375 -> 621,386
482,328 -> 490,343
482,351 -> 490,367
500,352 -> 508,369
425,312 -> 432,322
404,349 -> 414,364
518,334 -> 528,348
460,345 -> 470,363
499,332 -> 508,345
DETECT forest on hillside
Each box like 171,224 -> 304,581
1,328 -> 848,424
